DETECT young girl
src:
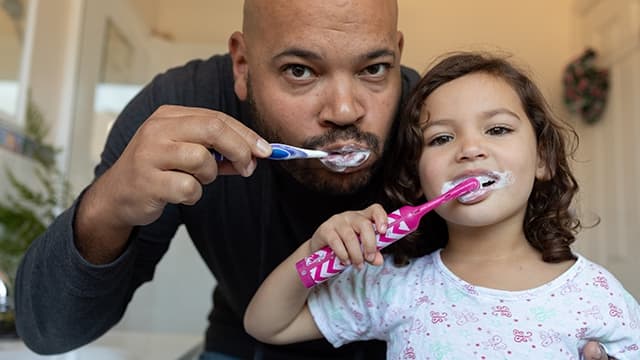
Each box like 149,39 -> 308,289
244,52 -> 640,359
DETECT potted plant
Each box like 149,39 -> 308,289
0,100 -> 73,337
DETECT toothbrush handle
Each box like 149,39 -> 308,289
295,205 -> 422,288
212,143 -> 327,161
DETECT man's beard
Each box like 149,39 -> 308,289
246,79 -> 383,195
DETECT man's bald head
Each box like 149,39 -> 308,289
242,0 -> 399,42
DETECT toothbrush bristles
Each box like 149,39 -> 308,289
481,180 -> 495,188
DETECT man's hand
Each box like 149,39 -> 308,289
75,105 -> 272,264
99,105 -> 270,226
583,341 -> 612,360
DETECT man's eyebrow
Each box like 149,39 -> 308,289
273,48 -> 322,62
272,48 -> 396,63
362,49 -> 396,62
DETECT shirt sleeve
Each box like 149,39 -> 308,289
583,263 -> 640,359
307,258 -> 411,347
14,194 -> 138,354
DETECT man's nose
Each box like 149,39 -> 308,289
318,76 -> 365,127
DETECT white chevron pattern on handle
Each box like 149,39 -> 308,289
296,208 -> 419,288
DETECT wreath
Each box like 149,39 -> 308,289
562,48 -> 609,124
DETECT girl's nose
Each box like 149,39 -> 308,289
456,136 -> 488,162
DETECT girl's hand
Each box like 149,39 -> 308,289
309,204 -> 388,269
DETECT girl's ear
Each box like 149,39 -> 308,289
535,151 -> 551,180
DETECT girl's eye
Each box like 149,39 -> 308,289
427,134 -> 454,146
283,64 -> 315,80
486,126 -> 513,136
360,63 -> 390,78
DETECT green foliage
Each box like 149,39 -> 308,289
0,100 -> 73,281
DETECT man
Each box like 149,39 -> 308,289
15,1 -> 611,359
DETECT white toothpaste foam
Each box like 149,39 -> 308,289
441,171 -> 514,203
320,147 -> 371,172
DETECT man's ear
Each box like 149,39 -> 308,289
397,31 -> 404,58
229,31 -> 248,100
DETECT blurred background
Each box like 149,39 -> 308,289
0,0 -> 638,353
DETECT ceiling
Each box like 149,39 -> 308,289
129,0 -> 243,44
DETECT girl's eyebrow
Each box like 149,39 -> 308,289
482,108 -> 521,120
422,108 -> 522,129
423,118 -> 453,129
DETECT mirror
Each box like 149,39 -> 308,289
0,0 -> 30,123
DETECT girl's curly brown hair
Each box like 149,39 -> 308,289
383,52 -> 582,266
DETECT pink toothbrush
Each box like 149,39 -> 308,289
295,177 -> 481,288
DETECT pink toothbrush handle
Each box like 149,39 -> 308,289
295,205 -> 422,288
295,177 -> 480,288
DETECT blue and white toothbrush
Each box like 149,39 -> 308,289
214,143 -> 329,161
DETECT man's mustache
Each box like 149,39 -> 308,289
303,126 -> 379,153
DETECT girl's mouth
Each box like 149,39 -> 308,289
441,171 -> 513,204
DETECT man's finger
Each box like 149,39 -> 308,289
148,106 -> 270,176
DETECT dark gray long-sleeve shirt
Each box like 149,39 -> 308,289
15,54 -> 419,359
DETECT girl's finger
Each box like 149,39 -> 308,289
324,231 -> 351,266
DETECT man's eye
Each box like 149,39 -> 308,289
428,134 -> 453,146
361,63 -> 390,77
486,126 -> 512,136
283,64 -> 314,79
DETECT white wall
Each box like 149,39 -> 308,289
399,1 -> 573,115
145,38 -> 226,80
569,0 -> 640,299
29,0 -> 81,147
